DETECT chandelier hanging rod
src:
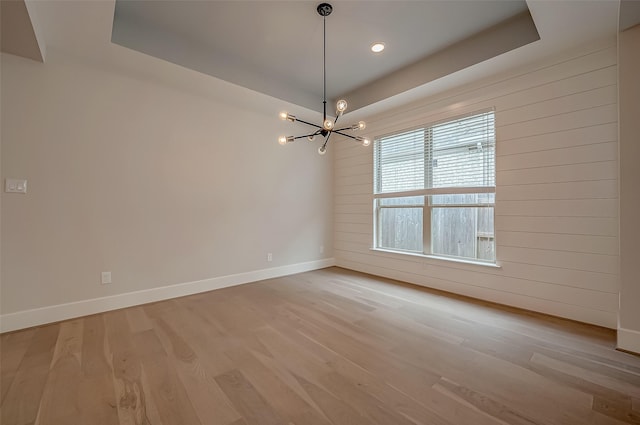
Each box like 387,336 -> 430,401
322,3 -> 327,124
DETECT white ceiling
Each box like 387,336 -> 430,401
111,0 -> 536,112
2,1 -> 622,120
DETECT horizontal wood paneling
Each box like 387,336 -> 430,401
335,222 -> 372,235
496,231 -> 618,255
498,122 -> 617,155
494,66 -> 616,112
334,213 -> 373,225
497,85 -> 616,126
334,194 -> 372,206
497,161 -> 617,185
497,104 -> 617,141
497,179 -> 617,201
335,163 -> 371,178
334,232 -> 371,245
497,246 -> 618,274
333,40 -> 619,328
497,261 -> 619,293
496,199 -> 617,217
335,183 -> 373,196
334,173 -> 372,187
335,203 -> 371,215
497,142 -> 617,171
495,216 -> 618,237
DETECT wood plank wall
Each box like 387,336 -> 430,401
333,39 -> 619,329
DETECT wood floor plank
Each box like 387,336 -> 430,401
530,352 -> 640,398
78,315 -> 119,425
428,382 -> 509,425
257,316 -> 449,421
132,329 -> 202,425
152,300 -> 236,376
593,396 -> 640,424
215,369 -> 285,425
321,345 -> 455,425
317,371 -> 430,425
249,349 -> 330,421
0,328 -> 35,404
2,267 -> 640,425
104,309 -> 153,425
436,377 -> 541,425
153,316 -> 242,425
1,324 -> 59,425
125,307 -> 154,334
223,347 -> 331,425
34,320 -> 84,425
293,374 -> 371,425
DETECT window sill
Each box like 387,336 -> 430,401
370,248 -> 501,269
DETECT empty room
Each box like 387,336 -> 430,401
1,0 -> 639,424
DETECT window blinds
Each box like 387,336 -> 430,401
374,111 -> 495,195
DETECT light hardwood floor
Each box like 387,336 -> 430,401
1,267 -> 639,425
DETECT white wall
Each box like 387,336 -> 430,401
0,50 -> 334,331
618,24 -> 640,353
334,39 -> 619,328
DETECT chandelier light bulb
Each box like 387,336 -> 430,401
357,136 -> 371,146
323,119 -> 334,130
352,121 -> 366,130
279,112 -> 296,122
318,146 -> 327,155
278,136 -> 288,145
336,99 -> 348,114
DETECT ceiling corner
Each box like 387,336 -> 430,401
620,0 -> 640,31
1,0 -> 46,62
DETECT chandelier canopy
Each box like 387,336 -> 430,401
278,3 -> 370,155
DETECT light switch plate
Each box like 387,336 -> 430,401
5,179 -> 27,194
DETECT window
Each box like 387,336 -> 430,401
374,110 -> 496,262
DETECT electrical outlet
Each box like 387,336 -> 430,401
267,253 -> 273,262
101,271 -> 112,284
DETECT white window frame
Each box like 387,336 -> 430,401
373,109 -> 496,264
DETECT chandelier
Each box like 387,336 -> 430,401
278,2 -> 370,155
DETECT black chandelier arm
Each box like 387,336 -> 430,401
333,130 -> 360,140
321,131 -> 332,150
294,118 -> 323,129
291,133 -> 317,141
334,126 -> 355,132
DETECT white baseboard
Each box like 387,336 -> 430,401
0,258 -> 335,333
617,327 -> 640,355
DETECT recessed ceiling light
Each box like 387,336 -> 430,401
371,42 -> 385,53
